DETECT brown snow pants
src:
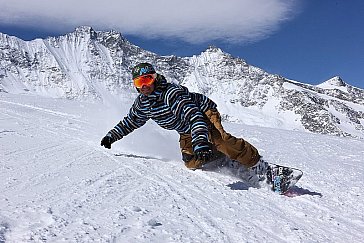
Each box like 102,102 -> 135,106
179,109 -> 260,169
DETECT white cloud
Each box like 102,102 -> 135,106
0,0 -> 301,43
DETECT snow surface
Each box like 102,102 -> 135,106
1,93 -> 364,243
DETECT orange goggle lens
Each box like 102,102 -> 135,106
133,75 -> 155,88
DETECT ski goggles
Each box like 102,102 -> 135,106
133,74 -> 156,88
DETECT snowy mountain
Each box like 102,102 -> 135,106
0,26 -> 363,138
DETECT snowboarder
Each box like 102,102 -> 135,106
100,63 -> 281,188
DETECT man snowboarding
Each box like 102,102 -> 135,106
101,63 -> 301,193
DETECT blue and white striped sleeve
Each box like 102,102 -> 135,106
108,98 -> 149,141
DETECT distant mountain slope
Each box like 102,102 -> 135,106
0,26 -> 363,138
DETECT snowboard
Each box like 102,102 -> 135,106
266,163 -> 303,194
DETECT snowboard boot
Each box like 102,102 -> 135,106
251,157 -> 271,180
229,157 -> 271,187
223,159 -> 260,187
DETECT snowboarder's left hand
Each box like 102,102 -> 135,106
101,135 -> 114,149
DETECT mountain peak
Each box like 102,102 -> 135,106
327,76 -> 346,86
198,45 -> 231,60
72,26 -> 97,40
205,45 -> 223,54
318,76 -> 347,88
75,26 -> 94,32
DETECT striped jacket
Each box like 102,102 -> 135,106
108,74 -> 217,151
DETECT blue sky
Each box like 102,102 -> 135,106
0,0 -> 363,88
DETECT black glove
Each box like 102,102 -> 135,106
194,143 -> 213,162
101,135 -> 115,149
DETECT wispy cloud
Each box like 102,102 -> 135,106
0,0 -> 301,43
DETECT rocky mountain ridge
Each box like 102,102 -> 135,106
0,26 -> 363,138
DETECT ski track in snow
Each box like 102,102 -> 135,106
1,93 -> 364,243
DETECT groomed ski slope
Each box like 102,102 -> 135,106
1,93 -> 363,243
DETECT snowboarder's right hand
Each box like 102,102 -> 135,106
101,135 -> 115,149
194,143 -> 213,162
